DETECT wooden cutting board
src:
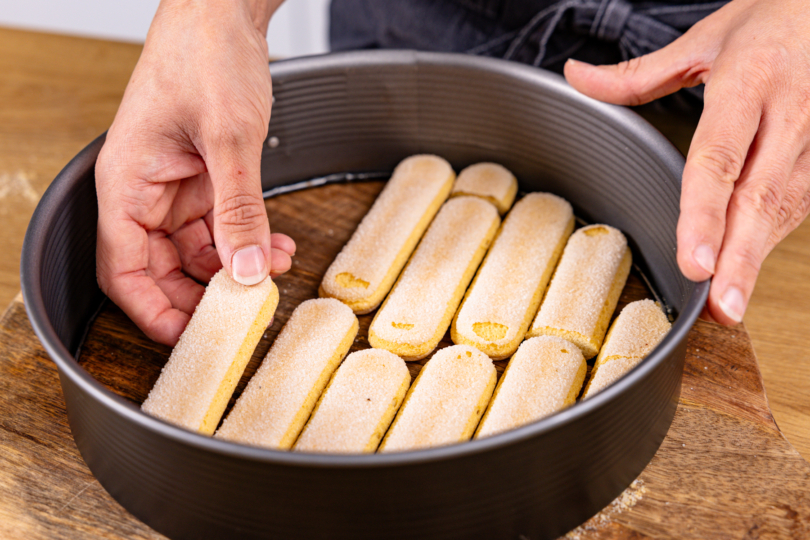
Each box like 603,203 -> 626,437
2,181 -> 810,539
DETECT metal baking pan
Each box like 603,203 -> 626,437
21,50 -> 708,539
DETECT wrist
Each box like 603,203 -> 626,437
243,0 -> 283,35
156,0 -> 282,35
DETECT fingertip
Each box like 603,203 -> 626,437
677,243 -> 716,282
563,58 -> 600,94
698,304 -> 717,324
144,310 -> 191,347
706,282 -> 746,327
270,232 -> 296,256
269,248 -> 292,277
231,244 -> 270,286
717,285 -> 745,324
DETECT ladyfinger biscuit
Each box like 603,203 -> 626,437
215,298 -> 358,449
476,336 -> 586,439
450,162 -> 518,215
293,349 -> 410,453
452,193 -> 574,359
379,345 -> 496,452
319,155 -> 455,314
368,197 -> 500,361
142,270 -> 279,435
582,299 -> 671,398
527,224 -> 632,359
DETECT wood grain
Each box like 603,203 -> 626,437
2,26 -> 810,460
0,27 -> 141,307
746,219 -> 810,457
2,25 -> 810,538
2,181 -> 810,539
77,181 -> 652,410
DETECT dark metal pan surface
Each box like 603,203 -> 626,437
21,50 -> 708,539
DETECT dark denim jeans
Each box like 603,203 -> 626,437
330,0 -> 728,113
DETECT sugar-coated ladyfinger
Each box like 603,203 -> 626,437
452,193 -> 574,359
293,349 -> 410,454
215,298 -> 358,449
527,224 -> 631,359
582,299 -> 671,398
475,336 -> 586,439
450,162 -> 518,215
142,270 -> 279,435
379,345 -> 496,452
368,197 -> 500,361
319,155 -> 455,314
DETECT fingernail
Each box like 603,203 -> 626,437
232,245 -> 267,286
693,244 -> 716,275
719,286 -> 745,323
566,58 -> 592,66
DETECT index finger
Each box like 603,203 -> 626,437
676,75 -> 763,282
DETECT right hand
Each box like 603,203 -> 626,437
95,0 -> 294,346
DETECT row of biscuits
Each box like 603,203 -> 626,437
143,284 -> 668,453
324,154 -> 640,365
141,154 -> 672,452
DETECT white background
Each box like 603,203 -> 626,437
0,0 -> 331,58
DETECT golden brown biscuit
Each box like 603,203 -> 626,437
582,299 -> 671,398
450,162 -> 518,214
379,345 -> 496,452
452,193 -> 574,359
368,196 -> 500,361
527,224 -> 631,359
319,155 -> 455,314
293,348 -> 410,453
142,270 -> 279,435
215,298 -> 358,449
475,336 -> 586,439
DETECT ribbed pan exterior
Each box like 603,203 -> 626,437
22,51 -> 708,539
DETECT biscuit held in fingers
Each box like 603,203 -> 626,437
450,162 -> 518,215
379,345 -> 496,453
452,193 -> 574,359
293,349 -> 410,454
582,299 -> 671,399
319,155 -> 455,314
528,224 -> 631,359
476,336 -> 586,439
369,197 -> 500,361
215,298 -> 358,449
142,269 -> 279,435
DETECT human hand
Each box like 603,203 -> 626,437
96,0 -> 294,346
564,0 -> 810,325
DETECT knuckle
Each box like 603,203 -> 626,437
615,58 -> 646,105
208,123 -> 254,151
215,193 -> 267,232
735,179 -> 784,223
617,57 -> 643,78
775,204 -> 792,231
784,191 -> 810,233
689,143 -> 745,186
751,45 -> 790,78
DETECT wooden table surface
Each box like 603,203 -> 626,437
2,26 -> 810,538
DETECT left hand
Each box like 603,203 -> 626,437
564,0 -> 810,325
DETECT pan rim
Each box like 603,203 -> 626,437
21,49 -> 709,469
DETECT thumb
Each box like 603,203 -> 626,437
207,140 -> 271,286
563,37 -> 706,106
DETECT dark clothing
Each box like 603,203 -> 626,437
329,0 -> 729,112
